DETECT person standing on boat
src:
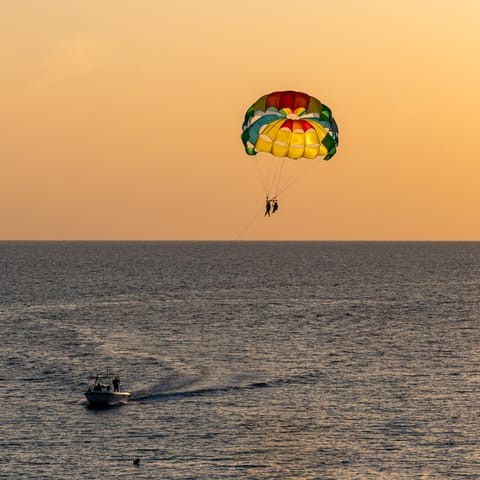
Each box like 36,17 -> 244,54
112,376 -> 120,392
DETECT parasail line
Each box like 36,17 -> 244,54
234,206 -> 263,240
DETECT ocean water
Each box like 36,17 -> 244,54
1,241 -> 479,479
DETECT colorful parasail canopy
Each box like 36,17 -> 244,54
241,90 -> 339,161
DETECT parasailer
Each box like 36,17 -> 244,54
272,198 -> 279,214
241,90 -> 339,215
265,196 -> 271,217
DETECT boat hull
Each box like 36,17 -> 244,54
85,391 -> 131,406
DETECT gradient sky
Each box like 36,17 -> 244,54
1,0 -> 479,240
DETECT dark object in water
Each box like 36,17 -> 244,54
133,458 -> 140,466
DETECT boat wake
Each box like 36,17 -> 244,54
132,380 -> 270,402
132,372 -> 204,401
130,369 -> 324,402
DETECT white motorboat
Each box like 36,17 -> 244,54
85,374 -> 131,406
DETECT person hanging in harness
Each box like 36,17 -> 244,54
264,196 -> 272,217
271,198 -> 279,214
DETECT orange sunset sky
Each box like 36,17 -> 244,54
1,0 -> 479,240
